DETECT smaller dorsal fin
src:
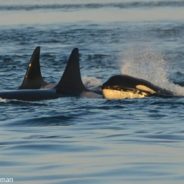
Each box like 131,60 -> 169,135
19,47 -> 47,89
55,48 -> 86,95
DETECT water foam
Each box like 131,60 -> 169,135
0,98 -> 7,103
82,76 -> 102,90
120,44 -> 184,96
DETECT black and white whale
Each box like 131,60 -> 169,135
102,75 -> 173,100
19,46 -> 53,89
19,47 -> 101,92
0,48 -> 100,101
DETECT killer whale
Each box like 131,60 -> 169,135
102,75 -> 173,100
19,46 -> 52,89
0,48 -> 98,101
18,47 -> 100,92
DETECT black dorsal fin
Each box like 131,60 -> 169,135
19,47 -> 47,89
55,48 -> 86,95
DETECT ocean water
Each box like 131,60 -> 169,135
0,0 -> 184,183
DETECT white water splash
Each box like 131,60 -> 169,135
0,98 -> 7,103
120,44 -> 184,96
82,76 -> 102,90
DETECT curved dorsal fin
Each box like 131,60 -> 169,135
55,48 -> 86,95
19,47 -> 47,89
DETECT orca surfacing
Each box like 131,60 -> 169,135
18,47 -> 101,95
19,47 -> 49,89
0,48 -> 92,101
1,47 -> 173,101
102,75 -> 173,100
19,46 -> 56,89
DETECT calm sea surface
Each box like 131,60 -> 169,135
0,0 -> 184,183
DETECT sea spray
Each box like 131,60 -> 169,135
82,76 -> 102,90
120,44 -> 184,96
0,98 -> 7,103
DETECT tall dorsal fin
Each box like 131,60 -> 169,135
55,48 -> 86,95
19,47 -> 47,89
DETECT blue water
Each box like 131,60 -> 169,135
0,0 -> 184,184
